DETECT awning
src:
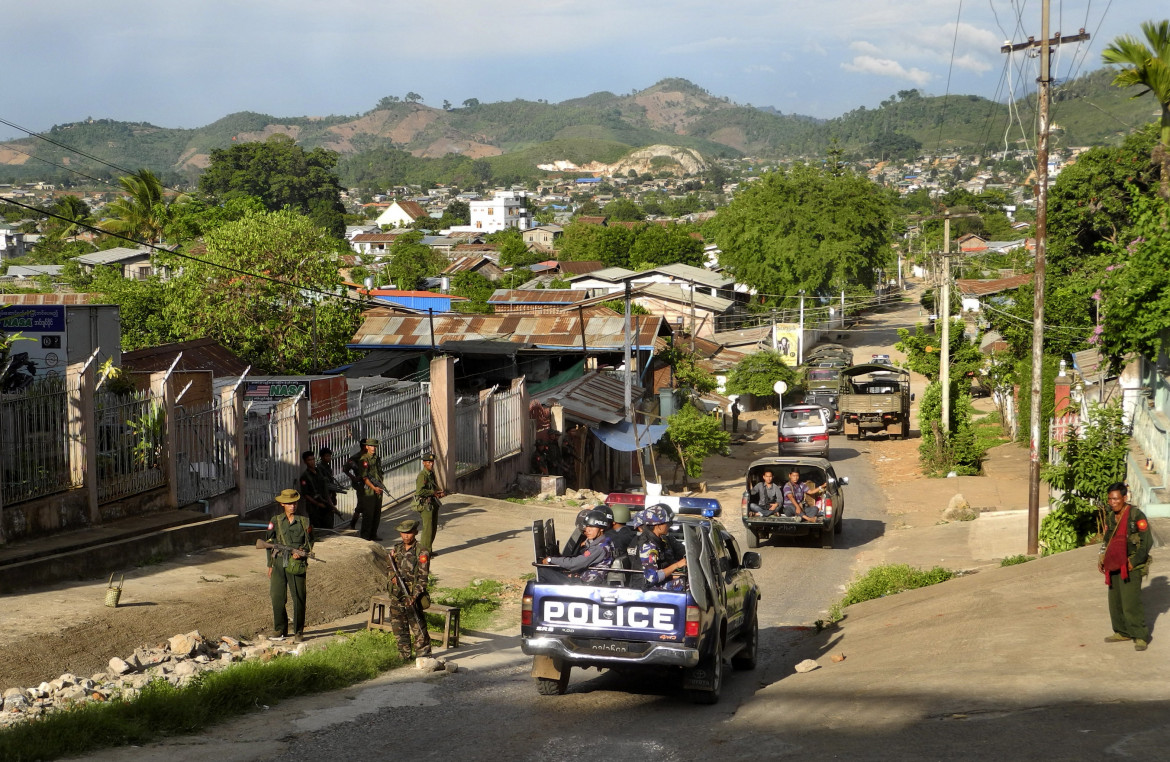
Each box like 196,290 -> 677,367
343,351 -> 425,378
438,340 -> 532,355
592,420 -> 669,452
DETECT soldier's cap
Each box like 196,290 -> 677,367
421,453 -> 435,462
365,438 -> 380,447
396,519 -> 420,533
275,489 -> 301,504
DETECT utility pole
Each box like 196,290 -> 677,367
797,291 -> 806,365
689,279 -> 696,352
940,213 -> 951,434
1002,10 -> 1088,556
623,280 -> 632,419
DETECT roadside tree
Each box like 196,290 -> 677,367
725,351 -> 800,400
1102,20 -> 1170,198
708,164 -> 895,306
658,403 -> 730,489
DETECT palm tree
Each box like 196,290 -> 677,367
47,195 -> 92,242
100,169 -> 177,244
1102,19 -> 1170,198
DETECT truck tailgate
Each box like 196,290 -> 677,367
530,584 -> 688,639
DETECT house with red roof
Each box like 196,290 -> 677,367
375,200 -> 430,228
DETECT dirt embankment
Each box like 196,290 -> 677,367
0,537 -> 389,691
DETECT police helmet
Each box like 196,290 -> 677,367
597,505 -> 615,525
638,504 -> 671,526
583,509 -> 611,529
574,508 -> 591,530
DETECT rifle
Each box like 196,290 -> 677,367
254,539 -> 326,563
387,548 -> 428,634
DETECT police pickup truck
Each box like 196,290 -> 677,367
520,496 -> 762,704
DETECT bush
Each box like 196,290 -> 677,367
1000,555 -> 1035,567
839,564 -> 955,606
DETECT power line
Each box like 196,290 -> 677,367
0,195 -> 379,309
0,116 -> 189,196
933,0 -> 968,157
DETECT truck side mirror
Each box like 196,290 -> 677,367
742,552 -> 762,569
839,476 -> 849,486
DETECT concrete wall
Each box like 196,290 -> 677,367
2,486 -> 171,544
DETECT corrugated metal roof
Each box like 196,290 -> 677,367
956,274 -> 1033,297
487,289 -> 589,305
442,256 -> 499,275
351,232 -> 405,243
558,260 -> 604,275
349,313 -> 665,351
536,371 -> 642,425
0,293 -> 106,305
643,263 -> 732,289
122,338 -> 251,376
635,283 -> 735,312
75,246 -> 152,265
569,267 -> 635,283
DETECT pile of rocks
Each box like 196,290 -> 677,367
0,631 -> 306,729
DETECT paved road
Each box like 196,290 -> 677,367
90,300 -> 919,762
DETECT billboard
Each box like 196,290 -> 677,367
772,323 -> 801,367
0,304 -> 68,379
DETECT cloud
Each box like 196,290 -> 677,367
849,40 -> 882,55
841,56 -> 932,85
952,53 -> 993,74
743,64 -> 776,74
663,36 -> 758,55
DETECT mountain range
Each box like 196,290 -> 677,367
0,67 -> 1157,189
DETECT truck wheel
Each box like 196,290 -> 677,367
688,639 -> 724,705
745,529 -> 760,549
535,665 -> 571,696
731,611 -> 758,671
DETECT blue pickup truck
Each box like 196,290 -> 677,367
520,498 -> 762,704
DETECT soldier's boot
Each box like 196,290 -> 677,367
1104,633 -> 1132,643
1134,639 -> 1149,651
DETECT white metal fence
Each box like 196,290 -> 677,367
493,386 -> 523,461
455,394 -> 489,477
173,396 -> 237,505
0,376 -> 72,505
95,388 -> 166,504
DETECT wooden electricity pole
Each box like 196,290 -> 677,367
1001,8 -> 1088,555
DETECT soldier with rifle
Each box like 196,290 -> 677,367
344,438 -> 385,542
416,453 -> 445,551
387,519 -> 432,660
264,489 -> 313,643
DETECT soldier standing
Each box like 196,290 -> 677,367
1098,482 -> 1153,651
298,451 -> 333,530
415,453 -> 445,551
316,447 -> 347,521
266,489 -> 313,643
344,438 -> 384,542
387,519 -> 432,660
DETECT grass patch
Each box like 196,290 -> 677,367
426,578 -> 507,632
972,411 -> 1009,457
0,630 -> 404,762
840,564 -> 955,607
1000,554 -> 1035,567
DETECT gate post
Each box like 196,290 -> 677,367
67,355 -> 100,524
429,356 -> 456,493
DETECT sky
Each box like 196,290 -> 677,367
1,1 -> 1153,140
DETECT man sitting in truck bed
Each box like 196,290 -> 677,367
782,469 -> 827,522
635,505 -> 688,591
747,469 -> 783,517
540,510 -> 615,585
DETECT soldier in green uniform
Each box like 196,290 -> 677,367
266,489 -> 313,643
387,519 -> 432,660
298,450 -> 334,530
1098,482 -> 1153,651
344,438 -> 384,542
415,453 -> 445,551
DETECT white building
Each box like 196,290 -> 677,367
449,191 -> 532,234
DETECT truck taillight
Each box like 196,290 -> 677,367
685,606 -> 700,638
522,595 -> 533,626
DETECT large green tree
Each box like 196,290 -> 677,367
708,164 -> 896,305
628,224 -> 704,269
161,208 -> 361,373
198,134 -> 347,237
1103,19 -> 1170,198
45,195 -> 93,242
385,231 -> 447,291
556,221 -> 635,267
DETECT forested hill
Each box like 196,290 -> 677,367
0,68 -> 1155,187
